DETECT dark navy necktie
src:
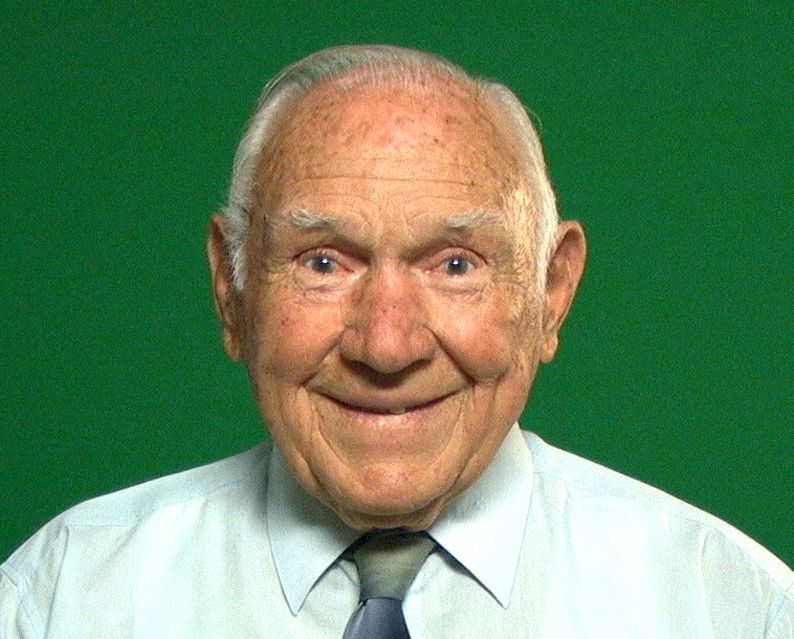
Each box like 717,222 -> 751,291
343,531 -> 436,639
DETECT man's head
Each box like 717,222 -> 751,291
208,45 -> 585,531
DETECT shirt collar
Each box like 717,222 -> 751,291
427,423 -> 533,607
266,447 -> 360,615
267,423 -> 533,613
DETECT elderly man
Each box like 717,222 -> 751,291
1,46 -> 792,638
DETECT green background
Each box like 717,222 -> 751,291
1,2 -> 792,567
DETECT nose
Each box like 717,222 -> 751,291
340,265 -> 435,375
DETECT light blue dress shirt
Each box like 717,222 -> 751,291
2,425 -> 792,638
267,422 -> 533,617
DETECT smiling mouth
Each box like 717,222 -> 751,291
324,395 -> 447,416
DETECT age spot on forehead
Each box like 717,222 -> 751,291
308,85 -> 511,171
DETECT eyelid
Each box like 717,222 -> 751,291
300,246 -> 338,260
427,246 -> 485,271
295,246 -> 362,283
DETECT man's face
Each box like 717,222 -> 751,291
216,79 -> 553,530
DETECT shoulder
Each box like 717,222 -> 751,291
523,431 -> 793,589
0,442 -> 275,637
518,432 -> 794,635
1,441 -> 273,588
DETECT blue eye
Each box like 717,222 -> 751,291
307,255 -> 337,274
444,256 -> 474,275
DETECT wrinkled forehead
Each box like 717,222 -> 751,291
252,70 -> 533,243
271,70 -> 524,176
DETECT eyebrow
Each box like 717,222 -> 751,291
277,208 -> 339,230
274,207 -> 508,233
443,208 -> 508,232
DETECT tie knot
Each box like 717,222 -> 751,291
351,531 -> 435,601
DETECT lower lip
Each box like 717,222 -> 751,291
317,394 -> 460,455
319,395 -> 457,438
328,395 -> 446,417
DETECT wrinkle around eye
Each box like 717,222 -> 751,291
421,249 -> 492,296
424,246 -> 485,276
293,247 -> 359,289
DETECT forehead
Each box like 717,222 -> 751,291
255,72 -> 526,214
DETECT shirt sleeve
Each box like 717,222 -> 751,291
0,569 -> 40,639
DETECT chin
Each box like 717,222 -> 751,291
320,465 -> 462,532
332,497 -> 448,532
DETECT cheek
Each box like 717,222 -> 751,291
433,290 -> 539,382
248,291 -> 344,381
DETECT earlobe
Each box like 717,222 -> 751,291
207,214 -> 245,361
540,220 -> 586,363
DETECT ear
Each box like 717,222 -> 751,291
540,220 -> 586,363
207,214 -> 245,361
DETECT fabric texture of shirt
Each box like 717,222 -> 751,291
2,425 -> 792,638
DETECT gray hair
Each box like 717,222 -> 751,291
221,45 -> 560,293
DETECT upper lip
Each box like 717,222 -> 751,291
308,365 -> 467,414
319,393 -> 450,414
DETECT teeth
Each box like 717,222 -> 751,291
388,408 -> 407,415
